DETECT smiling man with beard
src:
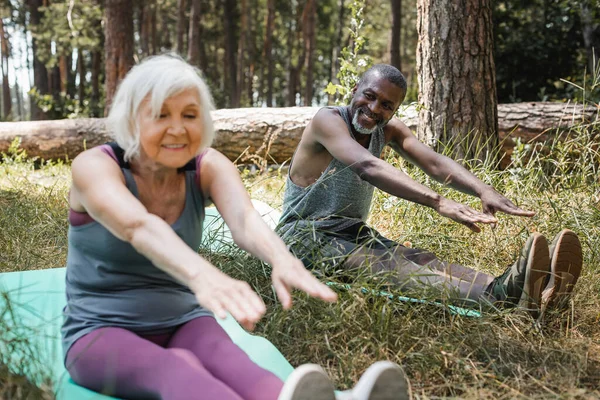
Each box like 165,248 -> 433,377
276,64 -> 583,315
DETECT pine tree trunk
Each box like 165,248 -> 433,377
91,50 -> 101,117
176,0 -> 186,54
187,0 -> 201,66
303,0 -> 316,106
580,1 -> 600,74
77,49 -> 86,108
389,0 -> 402,71
261,0 -> 275,107
416,0 -> 498,162
58,55 -> 68,94
28,0 -> 49,120
139,1 -> 149,57
235,0 -> 248,107
223,0 -> 238,107
0,18 -> 11,120
329,0 -> 344,105
150,3 -> 158,54
104,0 -> 134,114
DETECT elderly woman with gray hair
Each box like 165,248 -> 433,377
61,54 -> 411,400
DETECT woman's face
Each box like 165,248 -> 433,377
137,88 -> 204,169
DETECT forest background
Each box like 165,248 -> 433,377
0,0 -> 596,122
1,0 -> 600,398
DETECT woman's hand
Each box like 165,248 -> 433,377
270,256 -> 338,309
190,266 -> 266,331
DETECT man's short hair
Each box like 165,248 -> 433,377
359,64 -> 407,91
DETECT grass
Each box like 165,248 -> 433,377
0,111 -> 599,399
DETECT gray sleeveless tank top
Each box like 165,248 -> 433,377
61,145 -> 212,360
278,106 -> 386,235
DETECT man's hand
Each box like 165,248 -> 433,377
436,197 -> 498,233
479,186 -> 535,218
270,256 -> 338,310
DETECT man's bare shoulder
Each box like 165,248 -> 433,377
309,106 -> 348,139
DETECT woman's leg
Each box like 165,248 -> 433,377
168,316 -> 284,400
66,327 -> 244,400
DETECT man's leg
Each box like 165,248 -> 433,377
168,316 -> 284,400
66,327 -> 243,400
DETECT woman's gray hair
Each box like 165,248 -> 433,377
106,54 -> 215,161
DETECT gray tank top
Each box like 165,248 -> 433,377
61,144 -> 212,360
278,106 -> 386,235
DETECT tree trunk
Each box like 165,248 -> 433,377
416,0 -> 498,162
580,1 -> 600,74
150,3 -> 158,54
389,0 -> 402,71
187,0 -> 201,66
91,50 -> 101,117
139,1 -> 148,56
235,0 -> 248,107
2,103 -> 592,170
14,80 -> 22,120
223,0 -> 238,107
329,0 -> 345,105
0,17 -> 11,120
104,0 -> 134,115
261,0 -> 275,107
58,55 -> 68,94
77,49 -> 86,108
303,0 -> 316,106
176,0 -> 186,54
28,0 -> 49,120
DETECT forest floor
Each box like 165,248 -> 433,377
1,119 -> 599,399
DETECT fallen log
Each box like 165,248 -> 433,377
0,103 -> 596,168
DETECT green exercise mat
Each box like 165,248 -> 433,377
0,267 -> 294,400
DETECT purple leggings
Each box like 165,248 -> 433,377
65,316 -> 284,400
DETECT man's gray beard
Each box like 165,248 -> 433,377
352,110 -> 384,135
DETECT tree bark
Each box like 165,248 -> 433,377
77,49 -> 86,108
27,0 -> 49,120
389,0 -> 402,71
261,0 -> 275,107
90,50 -> 102,117
104,0 -> 134,115
329,0 -> 345,105
0,17 -> 11,120
235,0 -> 248,107
1,103 -> 594,170
223,0 -> 238,108
187,0 -> 201,66
176,0 -> 186,55
416,0 -> 498,162
580,1 -> 600,74
303,0 -> 316,106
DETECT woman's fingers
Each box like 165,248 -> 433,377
272,278 -> 293,310
199,280 -> 265,331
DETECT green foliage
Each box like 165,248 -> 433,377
28,88 -> 96,119
493,0 -> 590,102
324,0 -> 372,105
32,0 -> 103,67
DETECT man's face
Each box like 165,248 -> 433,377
350,75 -> 405,135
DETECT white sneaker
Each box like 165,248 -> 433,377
278,364 -> 336,400
351,361 -> 412,400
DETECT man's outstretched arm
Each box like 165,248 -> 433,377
310,108 -> 497,232
386,118 -> 535,218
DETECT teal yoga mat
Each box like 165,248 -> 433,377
0,267 -> 294,400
